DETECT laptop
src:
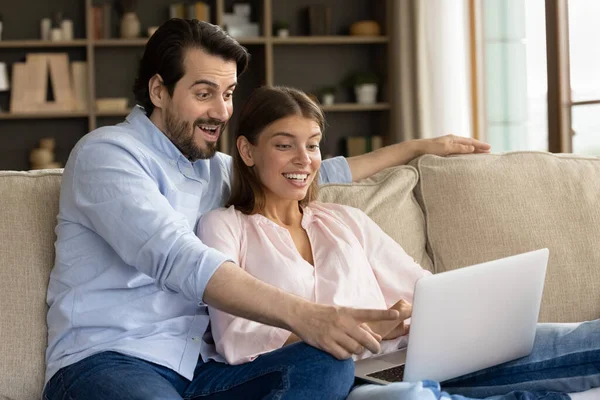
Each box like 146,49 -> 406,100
355,248 -> 549,384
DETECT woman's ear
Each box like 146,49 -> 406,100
237,136 -> 255,167
149,74 -> 167,109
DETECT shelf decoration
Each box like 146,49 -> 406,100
307,5 -> 331,35
92,3 -> 114,39
349,20 -> 381,36
273,20 -> 289,38
0,62 -> 9,112
344,71 -> 379,105
318,86 -> 336,106
118,0 -> 141,39
30,138 -> 62,170
223,3 -> 259,38
343,135 -> 383,157
96,97 -> 128,113
10,53 -> 87,113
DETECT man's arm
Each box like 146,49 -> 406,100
203,261 -> 401,360
196,209 -> 398,360
347,135 -> 491,182
74,141 -> 399,361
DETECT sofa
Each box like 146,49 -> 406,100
1,151 -> 599,400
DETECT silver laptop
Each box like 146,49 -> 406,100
355,248 -> 549,384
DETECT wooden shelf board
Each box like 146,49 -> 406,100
0,111 -> 89,119
321,103 -> 390,112
93,39 -> 149,47
272,36 -> 389,45
233,37 -> 266,45
0,40 -> 88,48
96,109 -> 132,117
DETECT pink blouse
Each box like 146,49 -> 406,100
196,202 -> 431,365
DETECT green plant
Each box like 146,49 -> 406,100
273,20 -> 289,31
343,71 -> 379,87
318,86 -> 337,95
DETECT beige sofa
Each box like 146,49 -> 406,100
1,152 -> 600,400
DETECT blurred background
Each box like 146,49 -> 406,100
0,0 -> 597,170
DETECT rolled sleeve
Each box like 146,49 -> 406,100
72,140 -> 229,303
320,156 -> 352,184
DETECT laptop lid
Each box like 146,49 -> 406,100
402,248 -> 549,382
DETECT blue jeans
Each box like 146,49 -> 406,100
350,320 -> 600,399
44,320 -> 600,400
43,342 -> 354,400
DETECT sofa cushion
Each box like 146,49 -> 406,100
0,170 -> 62,400
318,166 -> 433,272
412,152 -> 600,323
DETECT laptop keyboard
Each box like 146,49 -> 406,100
366,364 -> 405,382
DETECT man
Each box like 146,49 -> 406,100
43,19 -> 490,400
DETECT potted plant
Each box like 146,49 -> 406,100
273,20 -> 289,38
345,71 -> 379,104
318,86 -> 336,105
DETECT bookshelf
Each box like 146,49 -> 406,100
0,0 -> 395,169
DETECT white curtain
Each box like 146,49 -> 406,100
391,0 -> 473,141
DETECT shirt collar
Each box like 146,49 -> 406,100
125,105 -> 187,162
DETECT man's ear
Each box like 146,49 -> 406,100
149,74 -> 167,109
237,136 -> 255,167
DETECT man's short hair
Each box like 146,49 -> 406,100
132,19 -> 250,115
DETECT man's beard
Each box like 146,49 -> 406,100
164,106 -> 226,161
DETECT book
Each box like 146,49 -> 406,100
169,3 -> 185,19
71,61 -> 88,111
9,62 -> 28,112
343,135 -> 384,157
102,3 -> 112,39
92,6 -> 103,40
195,2 -> 211,22
47,53 -> 74,111
25,53 -> 48,105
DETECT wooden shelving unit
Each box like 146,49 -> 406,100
0,0 -> 395,170
0,40 -> 88,48
0,111 -> 89,119
271,36 -> 389,45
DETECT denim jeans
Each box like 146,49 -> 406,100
349,319 -> 600,400
43,342 -> 354,400
44,320 -> 600,400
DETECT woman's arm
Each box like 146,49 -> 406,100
347,135 -> 491,182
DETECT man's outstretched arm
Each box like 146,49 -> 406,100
203,261 -> 404,360
347,135 -> 491,182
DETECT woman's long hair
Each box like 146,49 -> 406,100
227,86 -> 325,215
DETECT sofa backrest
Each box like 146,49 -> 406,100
411,152 -> 600,323
318,165 -> 434,272
0,170 -> 62,400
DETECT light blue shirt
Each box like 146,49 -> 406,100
45,106 -> 352,385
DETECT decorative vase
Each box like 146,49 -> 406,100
120,12 -> 141,39
322,93 -> 335,106
354,84 -> 378,104
277,28 -> 289,38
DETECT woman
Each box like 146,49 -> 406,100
197,86 -> 600,400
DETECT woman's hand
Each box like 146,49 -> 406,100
367,299 -> 412,340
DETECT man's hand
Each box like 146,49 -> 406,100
288,302 -> 401,360
417,134 -> 491,157
366,299 -> 412,340
347,135 -> 491,181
